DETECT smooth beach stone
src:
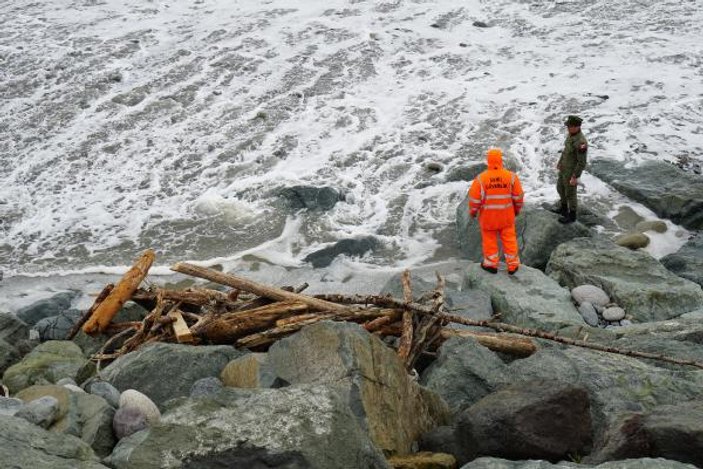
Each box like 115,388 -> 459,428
635,220 -> 667,233
615,232 -> 650,250
577,302 -> 600,327
113,406 -> 148,440
603,306 -> 626,322
118,389 -> 160,425
571,285 -> 610,307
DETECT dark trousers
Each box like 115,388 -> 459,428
556,173 -> 578,211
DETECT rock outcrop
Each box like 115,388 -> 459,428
267,321 -> 450,455
547,237 -> 703,322
589,159 -> 703,230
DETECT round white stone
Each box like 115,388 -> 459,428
119,389 -> 161,425
603,306 -> 626,321
571,285 -> 610,307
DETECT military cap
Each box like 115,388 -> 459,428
564,115 -> 583,126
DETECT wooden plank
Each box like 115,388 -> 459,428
168,310 -> 194,344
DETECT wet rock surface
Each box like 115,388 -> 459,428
547,237 -> 703,322
463,263 -> 584,331
98,343 -> 243,408
661,232 -> 703,287
106,385 -> 389,469
267,321 -> 450,455
589,159 -> 703,230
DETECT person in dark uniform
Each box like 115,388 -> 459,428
553,115 -> 588,224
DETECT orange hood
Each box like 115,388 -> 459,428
486,148 -> 503,170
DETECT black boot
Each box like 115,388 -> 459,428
549,203 -> 567,216
558,210 -> 577,224
480,263 -> 498,274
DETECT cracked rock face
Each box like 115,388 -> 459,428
267,321 -> 450,455
106,385 -> 389,469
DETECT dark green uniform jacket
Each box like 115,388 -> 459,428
558,131 -> 588,178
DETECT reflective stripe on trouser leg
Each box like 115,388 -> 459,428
499,224 -> 520,270
480,229 -> 499,267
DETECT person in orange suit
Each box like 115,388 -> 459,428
468,148 -> 524,275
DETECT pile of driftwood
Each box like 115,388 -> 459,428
69,250 -> 703,372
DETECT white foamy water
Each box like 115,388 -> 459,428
1,0 -> 701,280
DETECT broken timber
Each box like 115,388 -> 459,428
74,255 -> 703,372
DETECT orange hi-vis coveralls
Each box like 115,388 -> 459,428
468,148 -> 524,273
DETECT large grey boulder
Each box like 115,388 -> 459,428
460,457 -> 697,468
34,308 -> 82,341
2,340 -> 89,394
303,236 -> 379,268
267,321 -> 450,455
106,385 -> 390,469
0,414 -> 108,469
381,262 -> 493,326
16,384 -> 116,458
98,343 -> 243,408
15,291 -> 77,326
588,400 -> 703,467
463,263 -> 584,331
380,261 -> 466,297
0,312 -> 29,344
0,338 -> 22,375
421,337 -> 509,413
220,353 -> 281,389
445,162 -> 486,183
603,317 -> 703,371
612,316 -> 703,340
456,204 -> 592,270
589,159 -> 703,230
452,380 -> 592,464
279,185 -> 344,211
546,237 -> 703,322
661,232 -> 703,287
505,346 -> 703,443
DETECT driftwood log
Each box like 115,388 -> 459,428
82,249 -> 155,334
74,255 -> 703,372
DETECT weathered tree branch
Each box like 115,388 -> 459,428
83,250 -> 155,334
171,263 -> 354,315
